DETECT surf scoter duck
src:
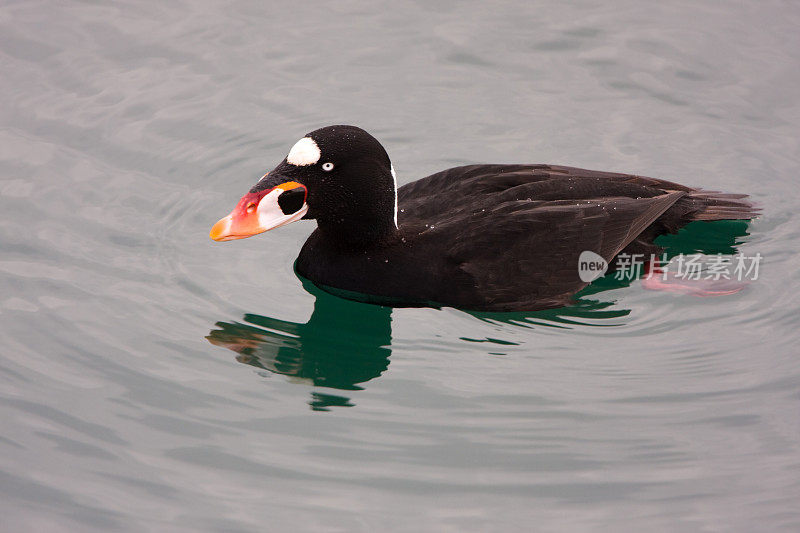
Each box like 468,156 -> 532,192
210,125 -> 756,311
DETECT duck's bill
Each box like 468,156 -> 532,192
210,181 -> 308,242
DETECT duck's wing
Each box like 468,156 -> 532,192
436,191 -> 686,311
398,164 -> 694,220
397,164 -> 753,310
401,164 -> 696,194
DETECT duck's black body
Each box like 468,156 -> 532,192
296,163 -> 755,311
212,126 -> 757,312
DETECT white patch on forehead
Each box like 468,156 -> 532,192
286,137 -> 321,166
390,164 -> 398,228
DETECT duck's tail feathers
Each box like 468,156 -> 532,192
684,190 -> 761,221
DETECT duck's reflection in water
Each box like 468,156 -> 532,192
208,219 -> 753,409
207,284 -> 392,411
206,283 -> 625,410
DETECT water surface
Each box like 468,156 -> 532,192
2,1 -> 800,531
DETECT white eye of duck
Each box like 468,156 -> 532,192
321,162 -> 334,171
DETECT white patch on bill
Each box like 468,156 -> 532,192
286,137 -> 321,166
390,164 -> 398,228
257,187 -> 309,230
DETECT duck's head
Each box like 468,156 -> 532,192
210,125 -> 398,245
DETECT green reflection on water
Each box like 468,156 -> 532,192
207,280 -> 392,410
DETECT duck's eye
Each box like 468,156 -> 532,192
321,162 -> 334,171
246,202 -> 256,214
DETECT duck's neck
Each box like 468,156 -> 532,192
316,215 -> 398,250
315,166 -> 399,250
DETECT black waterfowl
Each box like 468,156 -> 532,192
211,125 -> 757,311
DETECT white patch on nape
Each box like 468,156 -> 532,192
286,137 -> 321,166
390,164 -> 398,228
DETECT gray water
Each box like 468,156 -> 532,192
2,1 -> 800,531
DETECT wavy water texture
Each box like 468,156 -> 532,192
1,1 -> 800,531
